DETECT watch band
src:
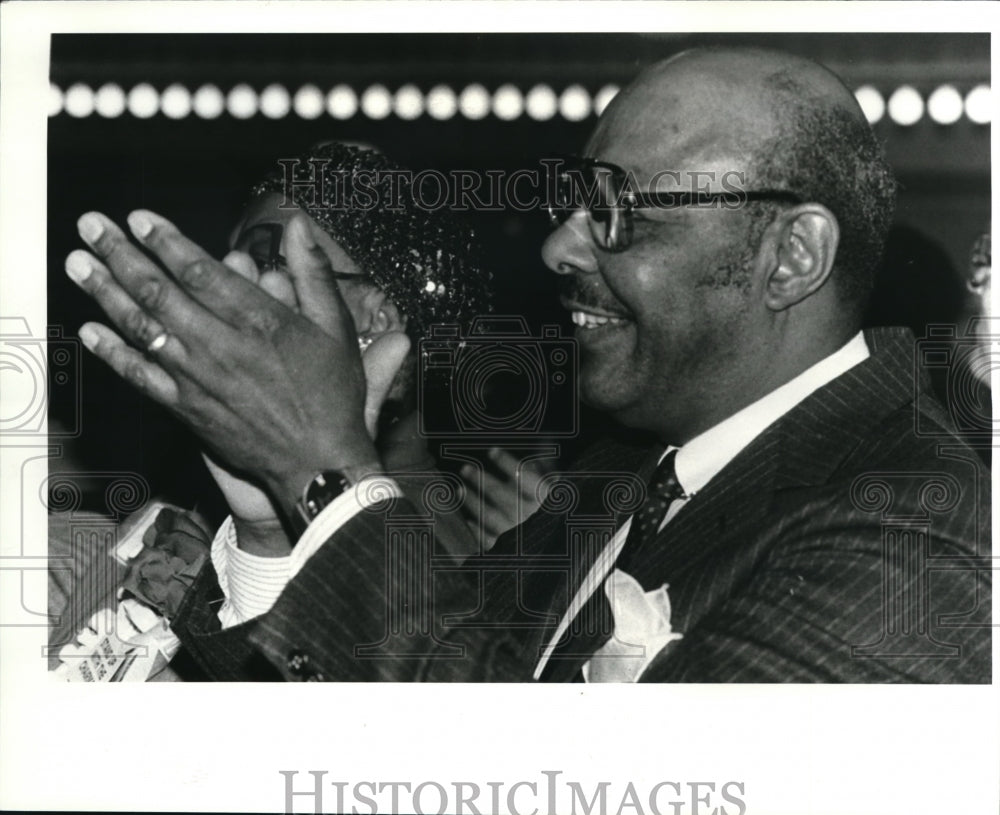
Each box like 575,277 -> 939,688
291,469 -> 352,539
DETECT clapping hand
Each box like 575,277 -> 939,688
200,240 -> 411,553
66,210 -> 407,538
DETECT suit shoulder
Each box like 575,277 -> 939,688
840,392 -> 989,490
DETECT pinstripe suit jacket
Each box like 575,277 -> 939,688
171,327 -> 991,682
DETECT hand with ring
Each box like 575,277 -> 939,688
65,209 -> 405,529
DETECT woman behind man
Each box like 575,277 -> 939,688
205,141 -> 494,566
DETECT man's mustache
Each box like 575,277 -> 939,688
558,275 -> 633,317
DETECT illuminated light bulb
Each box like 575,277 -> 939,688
887,85 -> 923,126
361,85 -> 392,120
64,83 -> 95,118
965,84 -> 992,125
227,83 -> 258,119
327,85 -> 358,119
458,84 -> 490,120
128,83 -> 159,119
593,84 -> 620,116
853,85 -> 885,125
260,84 -> 291,119
492,84 -> 523,121
927,85 -> 963,125
293,85 -> 324,119
426,85 -> 457,120
525,84 -> 557,121
559,84 -> 591,121
394,84 -> 424,120
49,83 -> 64,117
192,84 -> 224,119
160,84 -> 192,120
94,83 -> 126,118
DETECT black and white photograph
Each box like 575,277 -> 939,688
0,3 -> 996,813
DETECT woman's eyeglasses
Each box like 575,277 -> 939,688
232,222 -> 366,282
232,222 -> 378,352
545,154 -> 803,252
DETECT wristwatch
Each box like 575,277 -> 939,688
291,469 -> 353,539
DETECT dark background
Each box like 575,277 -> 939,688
46,33 -> 991,512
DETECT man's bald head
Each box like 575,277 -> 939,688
591,46 -> 896,316
592,48 -> 864,155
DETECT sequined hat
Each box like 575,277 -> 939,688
251,142 -> 492,339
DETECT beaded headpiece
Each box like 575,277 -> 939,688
251,142 -> 492,339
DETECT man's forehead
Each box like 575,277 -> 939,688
585,115 -> 757,192
584,69 -> 766,187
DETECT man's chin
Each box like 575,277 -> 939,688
578,367 -> 635,417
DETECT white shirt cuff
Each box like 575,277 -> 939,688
211,517 -> 290,628
210,475 -> 402,629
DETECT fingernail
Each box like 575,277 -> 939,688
65,252 -> 92,285
78,324 -> 98,351
128,211 -> 154,239
77,213 -> 104,243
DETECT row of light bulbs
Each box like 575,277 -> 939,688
49,81 -> 992,125
49,82 -> 615,122
855,83 -> 991,126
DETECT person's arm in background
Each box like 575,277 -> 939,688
459,447 -> 555,553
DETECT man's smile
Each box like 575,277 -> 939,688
559,297 -> 633,345
571,309 -> 629,328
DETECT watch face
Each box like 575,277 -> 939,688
302,470 -> 351,519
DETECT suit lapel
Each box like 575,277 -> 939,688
624,433 -> 782,602
533,327 -> 921,678
530,440 -> 656,679
594,327 -> 922,632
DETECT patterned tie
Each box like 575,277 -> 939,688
538,450 -> 685,681
616,449 -> 686,574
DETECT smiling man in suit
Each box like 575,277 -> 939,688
67,46 -> 990,682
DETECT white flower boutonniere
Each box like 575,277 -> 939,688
584,569 -> 683,683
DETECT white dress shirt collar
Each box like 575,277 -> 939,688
671,331 -> 870,497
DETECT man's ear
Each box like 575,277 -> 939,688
763,204 -> 840,311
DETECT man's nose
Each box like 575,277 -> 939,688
541,210 -> 599,277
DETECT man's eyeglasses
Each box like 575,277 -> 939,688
545,154 -> 803,253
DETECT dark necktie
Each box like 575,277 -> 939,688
538,450 -> 685,681
616,449 -> 685,574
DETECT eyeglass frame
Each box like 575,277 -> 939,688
231,221 -> 371,283
545,153 -> 805,252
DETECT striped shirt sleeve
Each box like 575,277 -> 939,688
211,516 -> 290,628
211,476 -> 403,629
